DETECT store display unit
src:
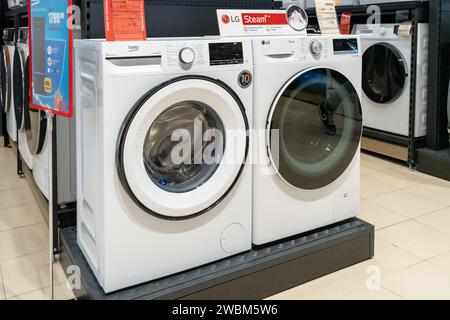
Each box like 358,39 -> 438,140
60,218 -> 374,300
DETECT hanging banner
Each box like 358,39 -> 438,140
28,0 -> 73,118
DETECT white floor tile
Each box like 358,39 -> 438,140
359,200 -> 408,230
0,187 -> 36,210
370,190 -> 447,219
8,282 -> 75,300
0,174 -> 28,192
0,204 -> 45,232
0,223 -> 48,261
377,220 -> 450,260
415,207 -> 450,234
1,251 -> 67,298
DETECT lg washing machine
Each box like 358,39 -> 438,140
353,23 -> 429,138
74,38 -> 253,292
252,35 -> 362,245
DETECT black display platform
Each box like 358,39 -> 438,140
416,148 -> 450,181
60,218 -> 374,300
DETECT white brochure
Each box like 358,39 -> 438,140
315,0 -> 340,34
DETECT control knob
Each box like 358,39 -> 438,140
309,40 -> 323,57
179,47 -> 196,65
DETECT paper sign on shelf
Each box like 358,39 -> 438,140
217,9 -> 307,37
104,0 -> 147,41
28,0 -> 73,118
315,0 -> 340,34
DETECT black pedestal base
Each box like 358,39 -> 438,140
416,148 -> 450,181
60,218 -> 374,300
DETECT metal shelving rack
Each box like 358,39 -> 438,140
304,1 -> 429,166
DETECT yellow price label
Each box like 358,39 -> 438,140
44,77 -> 52,93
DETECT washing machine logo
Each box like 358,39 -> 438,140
221,15 -> 231,24
128,45 -> 140,52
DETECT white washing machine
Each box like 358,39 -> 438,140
13,27 -> 33,169
1,30 -> 12,115
3,28 -> 17,142
74,38 -> 253,293
30,113 -> 77,204
353,23 -> 429,138
252,35 -> 362,245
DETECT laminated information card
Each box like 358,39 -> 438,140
315,0 -> 340,34
104,0 -> 147,41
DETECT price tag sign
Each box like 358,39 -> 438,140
315,0 -> 340,34
28,0 -> 73,118
104,0 -> 147,41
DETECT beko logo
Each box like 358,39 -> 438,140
128,45 -> 139,52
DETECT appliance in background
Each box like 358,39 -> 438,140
75,38 -> 253,292
81,0 -> 279,38
30,114 -> 77,205
13,27 -> 33,169
448,72 -> 450,152
252,35 -> 362,245
7,0 -> 24,9
353,23 -> 428,138
1,30 -> 13,115
4,28 -> 17,142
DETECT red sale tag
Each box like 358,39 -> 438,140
104,0 -> 147,41
340,12 -> 352,35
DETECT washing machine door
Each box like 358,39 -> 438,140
362,43 -> 408,104
117,75 -> 249,220
1,47 -> 12,113
25,72 -> 47,157
13,48 -> 24,129
267,67 -> 362,190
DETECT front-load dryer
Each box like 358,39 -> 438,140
2,28 -> 17,142
353,23 -> 429,138
13,27 -> 33,169
252,35 -> 363,245
74,38 -> 253,293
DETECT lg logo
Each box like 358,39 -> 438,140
221,14 -> 240,24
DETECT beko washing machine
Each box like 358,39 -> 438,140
3,28 -> 17,142
353,23 -> 429,138
252,35 -> 363,245
13,27 -> 33,169
74,38 -> 253,292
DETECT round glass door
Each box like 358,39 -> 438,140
362,43 -> 407,104
1,48 -> 12,113
0,51 -> 6,111
118,76 -> 248,220
268,68 -> 362,190
13,48 -> 24,128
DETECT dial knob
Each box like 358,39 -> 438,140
179,47 -> 195,65
309,40 -> 323,57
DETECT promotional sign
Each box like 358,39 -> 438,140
104,0 -> 147,41
217,9 -> 307,37
28,0 -> 73,117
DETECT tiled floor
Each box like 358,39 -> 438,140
1,141 -> 450,300
270,153 -> 450,300
0,143 -> 74,300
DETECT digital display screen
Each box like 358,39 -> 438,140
209,42 -> 244,66
333,38 -> 359,54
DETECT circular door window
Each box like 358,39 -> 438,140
0,51 -> 6,111
1,49 -> 12,113
268,68 -> 362,190
117,76 -> 249,220
362,43 -> 407,104
13,48 -> 24,129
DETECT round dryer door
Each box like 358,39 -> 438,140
362,43 -> 408,104
0,50 -> 6,111
1,48 -> 12,113
267,68 -> 362,190
25,78 -> 47,157
13,48 -> 24,129
117,75 -> 249,220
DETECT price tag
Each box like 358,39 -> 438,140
315,0 -> 340,34
104,0 -> 147,41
